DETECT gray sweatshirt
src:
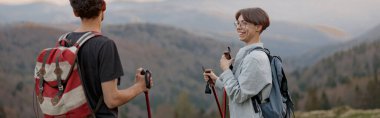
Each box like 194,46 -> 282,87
215,43 -> 272,118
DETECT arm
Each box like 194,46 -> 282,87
219,53 -> 272,103
102,68 -> 150,109
97,40 -> 150,108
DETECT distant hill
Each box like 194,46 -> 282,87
0,2 -> 349,59
286,24 -> 380,71
289,26 -> 380,111
261,21 -> 347,57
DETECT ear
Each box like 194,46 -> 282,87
255,25 -> 263,32
73,10 -> 79,17
102,1 -> 106,11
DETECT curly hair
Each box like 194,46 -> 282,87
69,0 -> 104,19
235,7 -> 270,33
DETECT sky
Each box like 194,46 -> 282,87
0,0 -> 379,37
0,0 -> 161,5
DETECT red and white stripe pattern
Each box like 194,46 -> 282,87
34,32 -> 97,117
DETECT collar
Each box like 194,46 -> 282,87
240,42 -> 264,52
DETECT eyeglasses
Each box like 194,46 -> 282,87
234,20 -> 250,28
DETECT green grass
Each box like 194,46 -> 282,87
295,106 -> 380,118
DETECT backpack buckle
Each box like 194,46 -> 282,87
39,86 -> 44,91
58,85 -> 64,91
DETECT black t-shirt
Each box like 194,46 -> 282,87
66,32 -> 124,117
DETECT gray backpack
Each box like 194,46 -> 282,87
250,47 -> 295,118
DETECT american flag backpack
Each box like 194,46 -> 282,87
34,32 -> 101,118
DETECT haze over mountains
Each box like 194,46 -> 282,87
1,0 -> 380,117
1,0 -> 379,37
0,0 -> 366,58
287,24 -> 380,70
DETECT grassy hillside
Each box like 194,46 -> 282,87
296,106 -> 380,118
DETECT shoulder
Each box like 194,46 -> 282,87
244,50 -> 269,64
91,35 -> 113,44
87,35 -> 117,48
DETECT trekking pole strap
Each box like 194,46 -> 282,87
205,83 -> 212,94
251,96 -> 260,113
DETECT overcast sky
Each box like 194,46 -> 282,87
0,0 -> 159,5
1,0 -> 379,36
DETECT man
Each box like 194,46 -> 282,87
204,7 -> 272,118
68,0 -> 152,117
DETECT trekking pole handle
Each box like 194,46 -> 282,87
202,66 -> 214,84
224,46 -> 231,60
140,69 -> 152,89
224,46 -> 233,70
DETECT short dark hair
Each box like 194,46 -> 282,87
235,7 -> 270,33
69,0 -> 104,19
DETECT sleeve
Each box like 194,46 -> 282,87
215,77 -> 224,89
98,39 -> 124,83
219,54 -> 272,104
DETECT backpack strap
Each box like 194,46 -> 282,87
37,49 -> 53,104
248,47 -> 270,56
251,96 -> 260,113
73,32 -> 103,116
93,96 -> 104,117
279,69 -> 295,118
51,49 -> 64,106
56,32 -> 100,47
77,59 -> 104,117
58,33 -> 70,42
247,47 -> 272,112
74,31 -> 99,48
56,33 -> 71,47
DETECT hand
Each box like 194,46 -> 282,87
220,54 -> 234,71
203,69 -> 218,85
135,68 -> 149,92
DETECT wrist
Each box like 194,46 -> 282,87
135,83 -> 145,93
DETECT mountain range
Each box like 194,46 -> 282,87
1,1 -> 380,117
0,2 -> 351,59
288,24 -> 380,111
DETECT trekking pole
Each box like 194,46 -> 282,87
223,90 -> 227,118
222,46 -> 232,118
141,69 -> 152,118
203,66 -> 223,117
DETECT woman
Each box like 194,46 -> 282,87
204,7 -> 272,118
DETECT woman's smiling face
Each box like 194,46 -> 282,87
235,15 -> 259,44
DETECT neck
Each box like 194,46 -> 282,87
75,17 -> 102,33
246,34 -> 260,45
